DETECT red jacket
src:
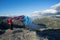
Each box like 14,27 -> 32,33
7,18 -> 12,25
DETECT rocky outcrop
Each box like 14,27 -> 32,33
0,28 -> 39,40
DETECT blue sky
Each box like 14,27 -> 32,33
0,0 -> 60,16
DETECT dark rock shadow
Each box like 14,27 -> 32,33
13,30 -> 23,34
36,29 -> 60,40
12,24 -> 25,28
0,22 -> 25,35
37,24 -> 47,28
0,31 -> 5,35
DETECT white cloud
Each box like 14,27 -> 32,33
31,11 -> 42,16
31,3 -> 60,17
42,9 -> 57,14
0,13 -> 28,17
32,11 -> 41,14
51,3 -> 60,11
56,15 -> 60,16
0,14 -> 13,16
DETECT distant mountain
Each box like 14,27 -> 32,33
0,16 -> 9,22
30,12 -> 60,20
34,16 -> 60,29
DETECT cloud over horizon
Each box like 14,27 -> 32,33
31,3 -> 60,17
0,3 -> 60,17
